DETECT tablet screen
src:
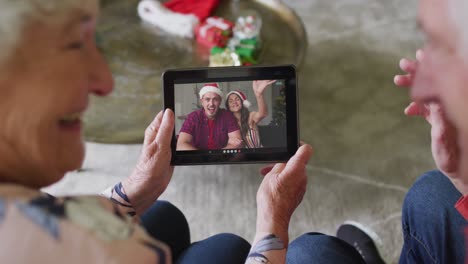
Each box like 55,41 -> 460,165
163,65 -> 298,165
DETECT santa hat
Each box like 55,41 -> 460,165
163,0 -> 220,21
137,0 -> 220,38
199,83 -> 223,99
226,90 -> 252,109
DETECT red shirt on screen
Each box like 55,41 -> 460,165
207,119 -> 216,149
180,108 -> 239,150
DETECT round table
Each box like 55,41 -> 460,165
85,0 -> 308,143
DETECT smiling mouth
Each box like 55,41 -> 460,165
59,112 -> 83,131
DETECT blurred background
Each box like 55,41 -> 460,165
45,0 -> 430,263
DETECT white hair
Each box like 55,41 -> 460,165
0,0 -> 98,66
449,0 -> 468,60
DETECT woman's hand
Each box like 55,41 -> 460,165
122,109 -> 175,216
250,80 -> 276,125
255,144 -> 313,244
253,80 -> 276,97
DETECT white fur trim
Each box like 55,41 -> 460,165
243,100 -> 251,109
137,0 -> 199,38
199,86 -> 223,99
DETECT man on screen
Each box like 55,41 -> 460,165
177,83 -> 243,150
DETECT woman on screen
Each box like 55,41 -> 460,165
225,80 -> 275,148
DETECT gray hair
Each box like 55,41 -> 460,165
449,0 -> 468,60
0,0 -> 98,66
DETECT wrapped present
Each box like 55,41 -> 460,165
196,16 -> 234,48
228,37 -> 260,65
233,12 -> 262,40
238,38 -> 259,50
235,46 -> 258,64
209,48 -> 242,67
211,46 -> 226,55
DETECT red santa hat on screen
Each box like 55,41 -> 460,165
226,90 -> 252,109
199,83 -> 224,99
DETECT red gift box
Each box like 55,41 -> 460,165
195,16 -> 234,48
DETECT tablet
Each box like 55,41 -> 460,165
163,65 -> 299,165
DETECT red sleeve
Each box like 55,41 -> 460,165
180,112 -> 196,136
455,195 -> 468,220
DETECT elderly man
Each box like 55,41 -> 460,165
395,0 -> 468,262
334,0 -> 468,263
177,83 -> 243,150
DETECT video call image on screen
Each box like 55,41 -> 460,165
174,80 -> 287,154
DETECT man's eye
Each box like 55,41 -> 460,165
66,42 -> 84,50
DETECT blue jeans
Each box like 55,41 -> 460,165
287,232 -> 365,263
400,170 -> 467,263
141,201 -> 363,263
141,201 -> 250,263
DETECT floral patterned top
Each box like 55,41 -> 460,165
0,183 -> 171,263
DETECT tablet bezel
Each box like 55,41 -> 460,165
163,65 -> 299,165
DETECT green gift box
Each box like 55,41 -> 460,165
210,46 -> 226,55
234,38 -> 260,64
235,47 -> 257,64
238,38 -> 259,49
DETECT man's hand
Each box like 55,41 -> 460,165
255,144 -> 313,245
406,103 -> 459,175
122,109 -> 175,216
253,80 -> 276,97
177,132 -> 197,151
395,50 -> 459,177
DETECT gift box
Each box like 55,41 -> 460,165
211,46 -> 226,55
229,38 -> 260,65
196,16 -> 234,48
235,46 -> 258,64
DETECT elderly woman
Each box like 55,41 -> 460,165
0,1 -> 354,264
0,1 -> 252,262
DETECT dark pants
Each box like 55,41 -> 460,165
141,201 -> 363,263
400,170 -> 467,263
